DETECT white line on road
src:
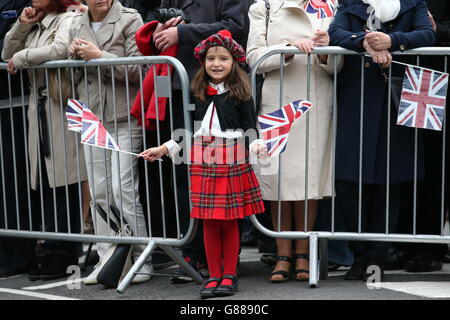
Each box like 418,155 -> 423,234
22,278 -> 87,290
0,288 -> 80,300
367,281 -> 450,299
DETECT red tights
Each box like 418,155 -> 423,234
203,219 -> 240,287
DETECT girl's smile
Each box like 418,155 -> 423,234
205,46 -> 233,84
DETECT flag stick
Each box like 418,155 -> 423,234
363,54 -> 448,74
81,143 -> 163,161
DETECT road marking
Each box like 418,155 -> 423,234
367,281 -> 450,299
0,288 -> 80,300
22,277 -> 87,290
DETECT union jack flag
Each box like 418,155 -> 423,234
304,0 -> 337,19
81,107 -> 121,151
396,65 -> 448,131
258,100 -> 312,157
66,99 -> 85,132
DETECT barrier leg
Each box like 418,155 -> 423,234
117,239 -> 156,294
319,238 -> 328,280
159,245 -> 203,283
309,233 -> 319,288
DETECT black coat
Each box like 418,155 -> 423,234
119,0 -> 161,23
0,0 -> 30,99
159,0 -> 253,89
329,0 -> 435,184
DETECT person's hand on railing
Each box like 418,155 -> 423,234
70,38 -> 102,61
293,37 -> 315,54
6,60 -> 17,75
18,6 -> 44,24
139,145 -> 169,162
364,31 -> 392,51
363,39 -> 392,68
312,30 -> 330,64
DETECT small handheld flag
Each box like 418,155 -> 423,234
396,65 -> 448,131
258,100 -> 312,157
66,99 -> 85,132
304,0 -> 337,19
81,107 -> 121,151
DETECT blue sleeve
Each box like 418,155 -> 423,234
329,1 -> 366,52
388,1 -> 436,51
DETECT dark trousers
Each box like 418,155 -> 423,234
138,90 -> 205,263
36,142 -> 82,256
0,107 -> 36,272
396,128 -> 449,259
335,180 -> 401,264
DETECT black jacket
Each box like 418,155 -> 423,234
0,0 -> 30,99
175,93 -> 258,146
159,0 -> 253,89
119,0 -> 161,23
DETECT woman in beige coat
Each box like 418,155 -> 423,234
1,0 -> 87,280
68,0 -> 152,285
247,0 -> 339,282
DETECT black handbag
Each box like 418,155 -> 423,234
390,75 -> 404,111
254,0 -> 270,115
95,204 -> 133,288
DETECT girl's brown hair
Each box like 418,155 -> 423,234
191,54 -> 251,104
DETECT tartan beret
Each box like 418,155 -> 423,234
193,30 -> 246,67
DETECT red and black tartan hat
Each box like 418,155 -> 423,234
193,30 -> 246,67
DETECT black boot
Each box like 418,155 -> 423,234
344,257 -> 365,280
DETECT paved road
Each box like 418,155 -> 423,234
0,246 -> 450,302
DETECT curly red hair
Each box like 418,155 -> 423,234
45,0 -> 80,13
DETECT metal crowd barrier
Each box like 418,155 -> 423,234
250,46 -> 450,288
0,56 -> 200,293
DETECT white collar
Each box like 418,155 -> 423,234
209,82 -> 228,94
362,0 -> 400,23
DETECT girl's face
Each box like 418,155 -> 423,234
204,46 -> 233,85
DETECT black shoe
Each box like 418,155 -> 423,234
28,255 -> 53,281
404,256 -> 443,273
200,278 -> 221,299
344,260 -> 365,280
39,253 -> 78,281
151,250 -> 176,270
260,253 -> 277,267
384,247 -> 407,270
170,257 -> 207,283
328,262 -> 349,272
214,275 -> 238,297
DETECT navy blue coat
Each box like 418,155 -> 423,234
329,0 -> 435,184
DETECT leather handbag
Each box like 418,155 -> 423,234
95,204 -> 133,288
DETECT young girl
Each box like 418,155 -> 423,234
140,30 -> 266,299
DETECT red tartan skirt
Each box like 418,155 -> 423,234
189,137 -> 265,220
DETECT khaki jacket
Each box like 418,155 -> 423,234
2,12 -> 87,190
247,0 -> 341,201
69,0 -> 143,123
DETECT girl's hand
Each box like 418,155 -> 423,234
252,144 -> 268,159
74,38 -> 102,61
19,7 -> 44,24
6,60 -> 17,75
293,38 -> 315,54
312,30 -> 330,47
139,145 -> 169,162
364,32 -> 392,51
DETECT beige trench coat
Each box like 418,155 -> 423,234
68,0 -> 143,123
247,0 -> 341,201
2,12 -> 87,190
